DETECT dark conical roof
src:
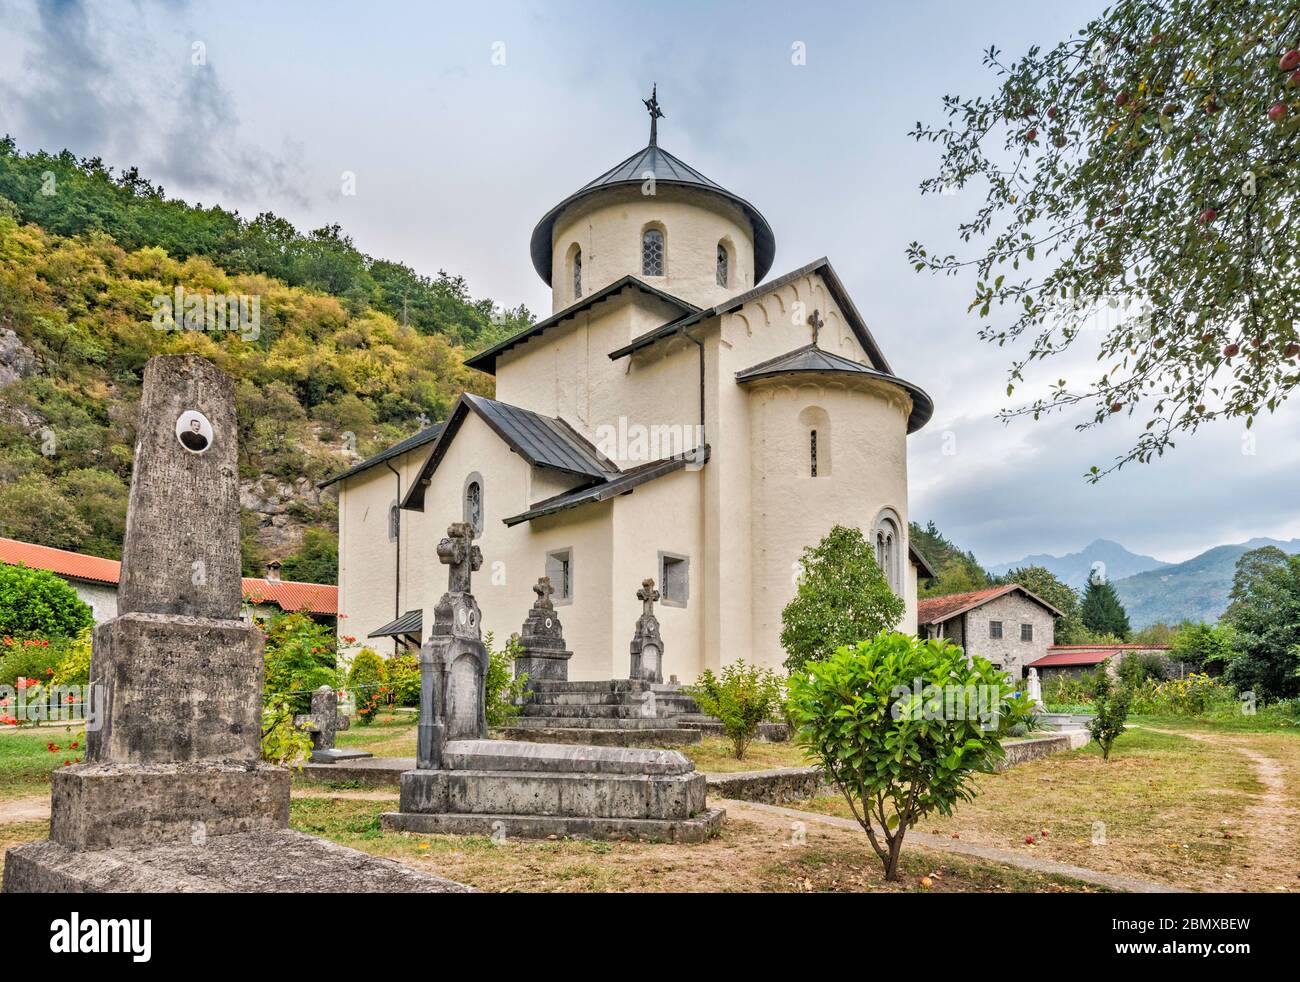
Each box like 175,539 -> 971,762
529,143 -> 776,286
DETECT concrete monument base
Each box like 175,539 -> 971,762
380,739 -> 724,842
3,830 -> 468,893
309,748 -> 374,764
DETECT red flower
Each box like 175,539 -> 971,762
46,667 -> 54,676
70,741 -> 79,750
46,742 -> 59,753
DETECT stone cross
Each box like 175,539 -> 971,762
295,686 -> 348,753
630,577 -> 665,684
533,576 -> 555,610
513,576 -> 572,685
643,83 -> 665,146
808,309 -> 824,347
437,521 -> 482,595
637,578 -> 660,617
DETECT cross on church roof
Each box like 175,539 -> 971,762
643,84 -> 665,146
808,309 -> 824,347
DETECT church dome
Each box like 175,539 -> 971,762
530,95 -> 776,290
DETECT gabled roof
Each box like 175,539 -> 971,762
318,423 -> 444,489
503,447 -> 710,527
464,275 -> 699,375
735,342 -> 934,434
0,537 -> 337,615
917,584 -> 1064,626
402,393 -> 617,511
530,143 -> 775,287
607,257 -> 892,373
1030,643 -> 1172,669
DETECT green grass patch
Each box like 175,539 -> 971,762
0,726 -> 84,800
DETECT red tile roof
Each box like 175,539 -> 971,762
917,584 -> 1063,625
1029,644 -> 1172,668
0,537 -> 336,615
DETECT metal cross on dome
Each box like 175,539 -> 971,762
643,84 -> 665,146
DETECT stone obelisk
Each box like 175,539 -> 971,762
61,354 -> 288,847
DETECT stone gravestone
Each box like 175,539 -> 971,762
629,577 -> 664,684
3,354 -> 465,892
512,577 -> 573,685
418,522 -> 489,770
295,685 -> 372,763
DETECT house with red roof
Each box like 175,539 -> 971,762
0,537 -> 336,625
1027,643 -> 1172,680
917,584 -> 1063,679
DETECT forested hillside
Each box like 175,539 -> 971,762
0,140 -> 524,579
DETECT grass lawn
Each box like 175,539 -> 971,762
285,795 -> 1106,893
0,726 -> 84,801
680,737 -> 809,773
1131,711 -> 1300,734
336,710 -> 418,757
790,724 -> 1298,892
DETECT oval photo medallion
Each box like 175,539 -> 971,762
175,410 -> 214,455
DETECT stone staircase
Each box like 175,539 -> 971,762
497,680 -> 705,746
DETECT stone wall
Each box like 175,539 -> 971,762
952,591 -> 1055,678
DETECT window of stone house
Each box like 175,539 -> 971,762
1020,623 -> 1033,642
989,620 -> 1003,639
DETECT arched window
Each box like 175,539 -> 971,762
572,247 -> 582,299
798,406 -> 830,477
873,509 -> 903,594
464,475 -> 483,536
809,429 -> 818,477
716,242 -> 729,287
642,228 -> 664,277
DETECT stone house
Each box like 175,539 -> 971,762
917,585 -> 1061,679
1028,643 -> 1174,681
0,537 -> 337,626
321,97 -> 937,682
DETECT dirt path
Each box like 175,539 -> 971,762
726,800 -> 1182,893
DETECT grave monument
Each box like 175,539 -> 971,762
3,354 -> 464,892
511,576 -> 573,684
296,686 -> 372,763
628,577 -> 664,684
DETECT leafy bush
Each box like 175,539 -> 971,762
779,525 -> 905,673
1116,651 -> 1171,686
0,563 -> 94,639
998,691 -> 1042,736
1127,672 -> 1237,717
1170,622 -> 1234,675
1087,664 -> 1131,761
484,632 -> 529,727
785,633 -> 1009,880
261,692 -> 314,767
262,612 -> 337,713
0,636 -> 62,688
1042,672 -> 1096,707
347,648 -> 387,726
684,660 -> 784,760
51,631 -> 92,687
387,653 -> 420,707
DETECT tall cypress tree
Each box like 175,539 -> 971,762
1080,574 -> 1131,640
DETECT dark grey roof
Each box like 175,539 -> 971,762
607,257 -> 892,373
402,393 -> 617,511
464,275 -> 698,375
317,423 -> 444,489
502,447 -> 710,527
735,342 -> 934,434
530,143 -> 776,287
368,609 -> 422,639
910,544 -> 939,580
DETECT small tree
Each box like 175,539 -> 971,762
1088,662 -> 1131,761
347,648 -> 387,725
1081,573 -> 1131,640
484,632 -> 529,727
0,562 -> 93,640
262,611 -> 337,714
684,660 -> 784,760
786,633 -> 1009,881
780,525 -> 905,673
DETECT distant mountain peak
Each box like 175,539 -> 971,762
988,539 -> 1169,589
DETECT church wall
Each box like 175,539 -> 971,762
608,465 -> 705,682
549,185 -> 755,313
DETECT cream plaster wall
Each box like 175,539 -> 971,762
549,186 -> 755,312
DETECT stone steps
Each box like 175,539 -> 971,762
505,715 -> 675,731
517,703 -> 647,720
526,680 -> 650,694
495,726 -> 701,747
380,808 -> 724,844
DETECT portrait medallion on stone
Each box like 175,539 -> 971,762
175,409 -> 214,454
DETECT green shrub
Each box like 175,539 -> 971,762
347,648 -> 387,726
779,525 -> 905,673
998,691 -> 1042,736
1042,672 -> 1095,707
388,653 -> 420,707
684,660 -> 784,760
0,637 -> 63,687
51,630 -> 91,687
262,612 -> 337,713
484,632 -> 529,727
1087,664 -> 1131,761
261,692 -> 314,767
0,562 -> 93,639
785,633 -> 1009,880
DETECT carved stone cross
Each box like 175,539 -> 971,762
637,577 -> 659,617
643,83 -> 665,146
808,309 -> 824,346
533,576 -> 555,610
437,521 -> 482,594
294,685 -> 349,755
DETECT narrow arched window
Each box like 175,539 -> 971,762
873,511 -> 902,594
716,242 -> 729,287
572,248 -> 582,299
464,478 -> 483,536
810,429 -> 818,477
642,228 -> 664,277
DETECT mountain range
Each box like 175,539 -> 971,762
991,537 -> 1300,628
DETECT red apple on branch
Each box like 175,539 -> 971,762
1199,207 -> 1217,223
1223,343 -> 1239,357
1280,49 -> 1300,72
1269,101 -> 1288,122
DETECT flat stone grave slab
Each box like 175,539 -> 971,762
4,829 -> 468,893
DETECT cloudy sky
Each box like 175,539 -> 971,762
2,0 -> 1297,565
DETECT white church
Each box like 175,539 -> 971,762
323,91 -> 936,681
